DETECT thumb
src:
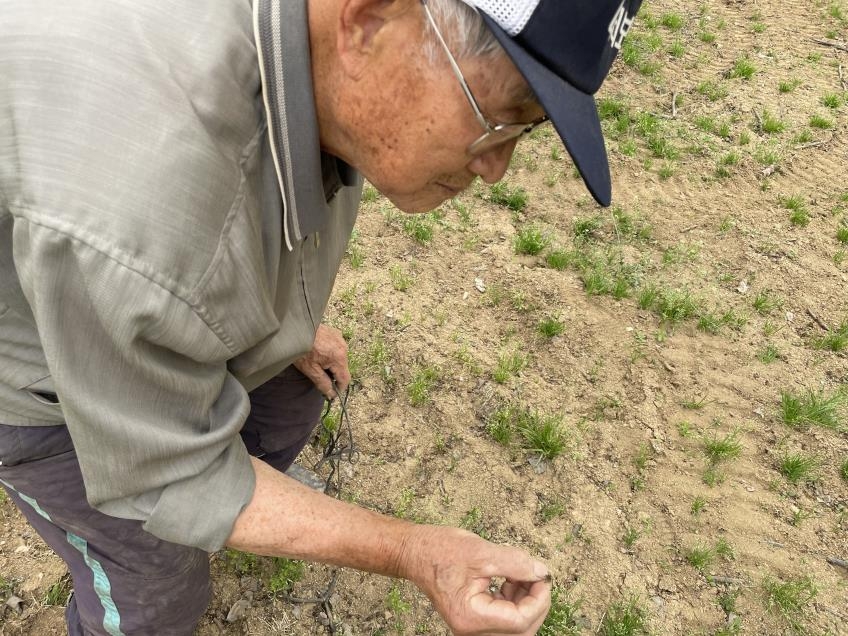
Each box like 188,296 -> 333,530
480,546 -> 550,583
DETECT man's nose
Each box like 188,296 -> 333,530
467,138 -> 520,184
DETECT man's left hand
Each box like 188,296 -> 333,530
293,324 -> 350,399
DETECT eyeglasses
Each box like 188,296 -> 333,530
421,0 -> 548,157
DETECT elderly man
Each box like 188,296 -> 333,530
0,0 -> 640,633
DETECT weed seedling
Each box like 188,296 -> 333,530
691,496 -> 707,516
490,182 -> 528,211
752,289 -> 783,315
790,508 -> 812,527
538,316 -> 565,338
811,319 -> 848,352
622,525 -> 643,548
44,575 -> 72,606
660,12 -> 684,29
682,394 -> 710,410
757,344 -> 780,363
386,583 -> 411,619
763,575 -> 817,632
389,265 -> 413,292
655,289 -> 700,326
837,226 -> 848,244
703,429 -> 743,464
514,226 -> 550,255
599,596 -> 650,636
492,352 -> 527,384
779,452 -> 817,484
573,215 -> 603,240
687,544 -> 715,571
780,389 -> 846,430
225,549 -> 259,575
545,249 -> 573,270
459,506 -> 489,539
809,114 -> 833,129
637,284 -> 658,310
703,466 -> 724,487
822,93 -> 842,109
715,537 -> 735,560
408,365 -> 439,406
487,407 -> 515,446
539,586 -> 581,636
779,78 -> 801,93
729,56 -> 756,79
518,411 -> 568,461
840,458 -> 848,481
401,215 -> 435,245
677,421 -> 696,437
698,80 -> 729,101
538,496 -> 567,523
759,111 -> 785,135
267,558 -> 305,595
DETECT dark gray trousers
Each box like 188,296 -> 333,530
0,366 -> 324,635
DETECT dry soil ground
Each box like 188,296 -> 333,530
2,1 -> 847,634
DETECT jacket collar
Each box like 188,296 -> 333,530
254,0 -> 348,249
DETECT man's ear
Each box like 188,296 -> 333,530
336,0 -> 417,78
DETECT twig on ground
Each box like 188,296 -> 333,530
795,140 -> 827,150
671,92 -> 678,118
806,308 -> 830,332
711,576 -> 748,586
840,64 -> 847,91
753,110 -> 764,132
595,610 -> 607,634
810,38 -> 848,53
826,557 -> 848,570
681,224 -> 700,233
822,605 -> 848,622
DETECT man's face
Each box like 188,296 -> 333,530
325,7 -> 546,213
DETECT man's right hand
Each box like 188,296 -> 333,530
228,458 -> 551,634
399,525 -> 551,635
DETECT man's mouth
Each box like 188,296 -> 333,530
436,182 -> 464,196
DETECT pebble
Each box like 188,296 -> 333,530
5,595 -> 24,614
225,599 -> 250,623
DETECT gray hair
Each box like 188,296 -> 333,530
421,0 -> 502,62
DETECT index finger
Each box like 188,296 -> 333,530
468,580 -> 551,634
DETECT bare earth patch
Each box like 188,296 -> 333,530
2,1 -> 847,634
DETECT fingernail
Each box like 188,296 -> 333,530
533,562 -> 550,580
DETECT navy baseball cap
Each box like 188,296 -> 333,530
461,0 -> 643,206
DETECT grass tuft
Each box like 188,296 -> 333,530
811,320 -> 848,351
780,389 -> 846,430
539,586 -> 582,636
513,226 -> 550,255
778,452 -> 817,484
599,596 -> 650,636
729,56 -> 756,79
538,316 -> 565,338
490,182 -> 528,211
408,365 -> 440,406
763,575 -> 817,632
703,429 -> 743,464
518,411 -> 569,460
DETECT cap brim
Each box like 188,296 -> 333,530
481,14 -> 612,207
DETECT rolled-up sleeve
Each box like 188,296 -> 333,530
13,216 -> 256,552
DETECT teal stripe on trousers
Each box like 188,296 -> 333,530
0,479 -> 124,636
65,533 -> 125,636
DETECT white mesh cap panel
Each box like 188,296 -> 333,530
460,0 -> 541,36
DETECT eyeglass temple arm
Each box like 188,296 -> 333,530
421,0 -> 493,133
